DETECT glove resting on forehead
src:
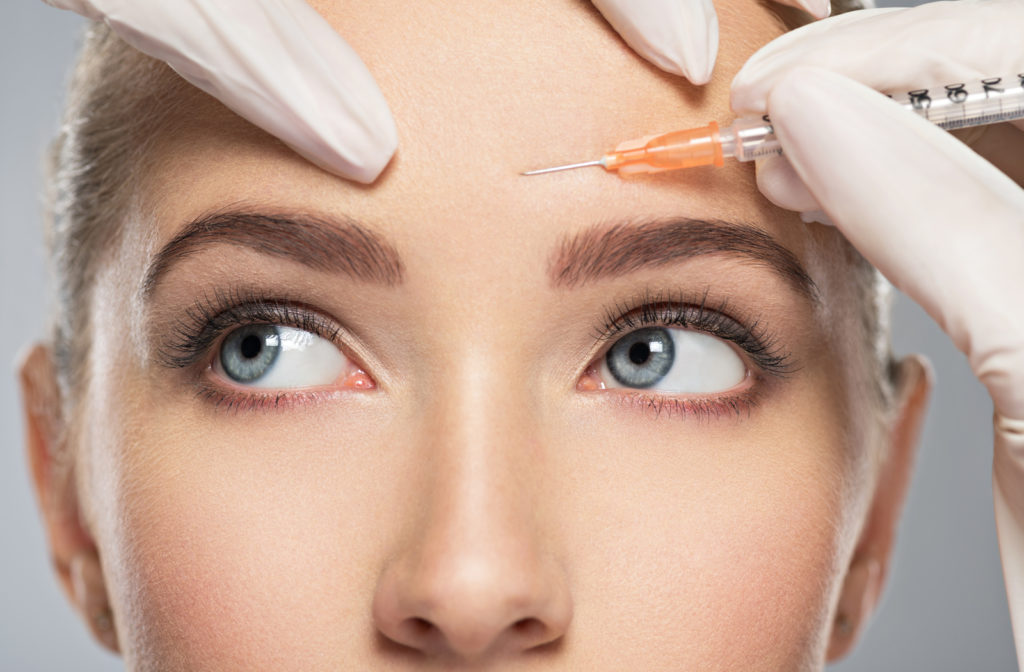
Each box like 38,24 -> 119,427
43,0 -> 398,184
591,0 -> 832,86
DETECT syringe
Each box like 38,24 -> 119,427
522,73 -> 1024,177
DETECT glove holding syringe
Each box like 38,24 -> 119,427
523,73 -> 1024,176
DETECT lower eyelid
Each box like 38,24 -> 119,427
193,380 -> 349,413
610,390 -> 763,421
195,364 -> 376,413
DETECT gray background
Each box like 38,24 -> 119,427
1,1 -> 1015,670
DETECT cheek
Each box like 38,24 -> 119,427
92,397 -> 399,669
556,399 -> 851,670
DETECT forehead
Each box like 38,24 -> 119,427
141,0 -> 806,264
323,0 -> 791,217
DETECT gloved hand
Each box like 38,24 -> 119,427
730,0 -> 1024,664
591,0 -> 831,85
43,0 -> 399,184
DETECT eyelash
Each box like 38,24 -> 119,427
161,288 -> 342,368
160,287 -> 794,417
589,289 -> 795,420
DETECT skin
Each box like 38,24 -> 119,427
21,0 -> 933,669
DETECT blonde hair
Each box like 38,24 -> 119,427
46,24 -> 188,407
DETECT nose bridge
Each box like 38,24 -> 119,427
431,339 -> 535,473
416,341 -> 544,596
372,332 -> 572,659
402,270 -> 545,521
417,307 -> 543,495
421,351 -> 539,571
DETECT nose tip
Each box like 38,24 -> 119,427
373,550 -> 573,660
371,365 -> 572,661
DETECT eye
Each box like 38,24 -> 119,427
601,326 -> 746,393
216,324 -> 350,389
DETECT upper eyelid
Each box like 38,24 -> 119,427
158,299 -> 342,370
591,300 -> 794,377
594,301 -> 754,348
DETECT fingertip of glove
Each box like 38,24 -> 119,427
678,49 -> 716,86
673,0 -> 719,85
591,0 -> 718,85
799,209 -> 835,227
646,13 -> 718,85
362,133 -> 400,184
789,0 -> 832,20
301,116 -> 398,185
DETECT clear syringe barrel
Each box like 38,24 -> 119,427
719,73 -> 1024,163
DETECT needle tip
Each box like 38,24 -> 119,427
521,159 -> 603,176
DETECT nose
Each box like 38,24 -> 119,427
371,385 -> 572,661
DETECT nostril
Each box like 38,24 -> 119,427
398,614 -> 553,655
512,617 -> 546,642
390,617 -> 441,653
409,617 -> 433,635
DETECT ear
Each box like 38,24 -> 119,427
18,343 -> 119,653
826,353 -> 933,662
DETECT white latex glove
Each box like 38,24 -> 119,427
43,0 -> 399,184
730,0 -> 1024,664
590,0 -> 832,85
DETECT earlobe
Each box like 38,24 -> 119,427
71,549 -> 120,652
18,343 -> 119,653
827,554 -> 880,659
826,354 -> 934,662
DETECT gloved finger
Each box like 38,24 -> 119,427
590,0 -> 831,87
590,0 -> 719,85
731,0 -> 1024,117
43,0 -> 398,184
768,66 -> 1024,418
785,0 -> 831,20
754,155 -> 822,213
41,0 -> 102,20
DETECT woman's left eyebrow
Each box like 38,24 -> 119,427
548,218 -> 819,304
141,210 -> 405,298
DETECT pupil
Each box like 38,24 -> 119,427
629,342 -> 651,364
240,334 -> 263,359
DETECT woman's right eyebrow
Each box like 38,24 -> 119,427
141,210 -> 406,298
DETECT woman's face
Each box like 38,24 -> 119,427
63,0 -> 892,669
